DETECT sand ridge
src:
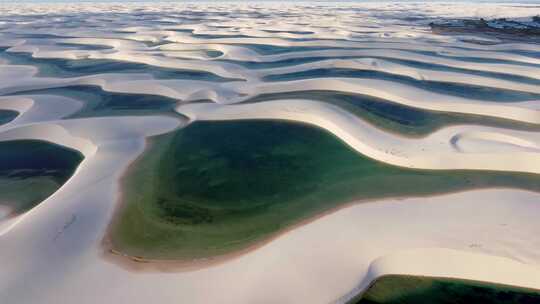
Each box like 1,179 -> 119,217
0,2 -> 539,303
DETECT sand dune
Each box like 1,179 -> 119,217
178,99 -> 540,173
0,2 -> 539,304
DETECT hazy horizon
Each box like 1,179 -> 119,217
3,0 -> 540,3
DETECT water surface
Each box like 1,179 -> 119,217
111,120 -> 540,259
0,140 -> 83,216
354,275 -> 540,304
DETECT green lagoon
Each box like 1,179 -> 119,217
0,140 -> 83,216
0,48 -> 236,82
246,91 -> 540,137
13,85 -> 178,118
111,120 -> 540,259
0,110 -> 18,126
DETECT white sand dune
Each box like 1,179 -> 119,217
2,63 -> 538,127
0,94 -> 83,129
257,57 -> 540,95
343,247 -> 540,302
238,79 -> 540,123
2,187 -> 540,304
0,115 -> 183,237
367,248 -> 540,290
451,131 -> 540,153
0,2 -> 540,304
177,99 -> 540,174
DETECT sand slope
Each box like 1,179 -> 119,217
0,2 -> 540,304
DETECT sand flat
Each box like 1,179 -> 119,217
0,2 -> 539,303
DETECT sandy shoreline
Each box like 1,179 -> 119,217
177,100 -> 540,174
0,204 -> 14,221
101,130 -> 540,272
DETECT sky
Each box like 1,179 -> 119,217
2,0 -> 540,6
